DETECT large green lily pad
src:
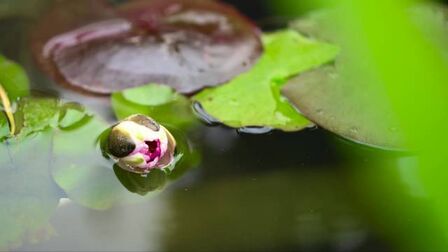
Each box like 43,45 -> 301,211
283,5 -> 448,149
194,30 -> 339,131
282,65 -> 406,149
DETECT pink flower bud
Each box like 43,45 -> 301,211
106,114 -> 176,174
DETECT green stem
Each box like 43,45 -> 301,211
0,84 -> 15,135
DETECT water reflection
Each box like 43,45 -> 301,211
113,166 -> 167,196
162,169 -> 373,252
0,131 -> 61,250
0,104 -> 200,250
5,121 -> 445,251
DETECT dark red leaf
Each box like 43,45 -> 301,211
33,0 -> 262,95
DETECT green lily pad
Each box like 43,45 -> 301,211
193,30 -> 339,131
15,97 -> 60,138
112,84 -> 198,130
0,54 -> 30,101
283,5 -> 447,150
281,66 -> 406,149
0,97 -> 91,141
58,102 -> 91,130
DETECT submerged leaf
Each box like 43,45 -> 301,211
0,131 -> 60,250
52,115 -> 199,206
113,167 -> 167,196
194,30 -> 339,131
0,54 -> 30,101
33,0 -> 262,94
50,116 -> 146,210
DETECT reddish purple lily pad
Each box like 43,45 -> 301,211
33,0 -> 262,95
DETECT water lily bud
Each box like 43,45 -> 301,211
106,114 -> 176,174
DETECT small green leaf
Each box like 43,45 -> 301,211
0,54 -> 30,101
58,109 -> 88,129
122,84 -> 176,106
194,30 -> 339,131
15,97 -> 60,138
112,84 -> 197,131
0,96 -> 91,146
0,97 -> 90,141
58,102 -> 90,130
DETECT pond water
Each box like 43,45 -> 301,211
0,1 -> 445,251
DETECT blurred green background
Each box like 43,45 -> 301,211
1,0 -> 448,251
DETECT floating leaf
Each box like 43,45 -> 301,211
14,97 -> 60,138
0,97 -> 91,141
33,0 -> 262,94
122,84 -> 176,106
112,84 -> 197,130
284,6 -> 447,149
0,54 -> 30,101
194,30 -> 339,131
58,102 -> 91,130
282,66 -> 406,149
